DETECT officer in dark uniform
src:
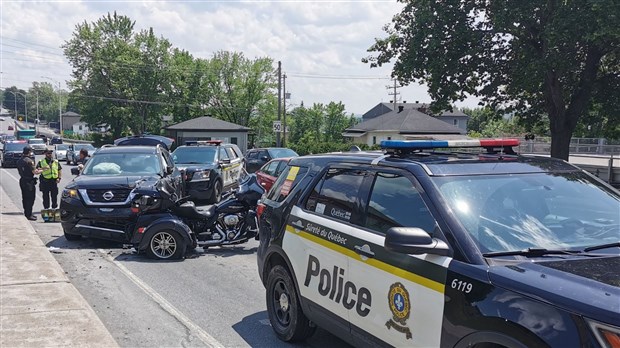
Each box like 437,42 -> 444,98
17,145 -> 43,221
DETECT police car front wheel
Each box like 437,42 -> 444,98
266,265 -> 316,342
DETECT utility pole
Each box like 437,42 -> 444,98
283,73 -> 287,147
277,61 -> 282,147
387,79 -> 402,109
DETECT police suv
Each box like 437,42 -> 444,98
256,139 -> 620,348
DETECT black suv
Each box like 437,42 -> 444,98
60,142 -> 182,242
245,147 -> 298,173
172,140 -> 245,203
257,139 -> 620,347
2,141 -> 29,167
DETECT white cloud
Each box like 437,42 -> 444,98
1,0 -> 481,115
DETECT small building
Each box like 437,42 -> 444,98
164,116 -> 251,152
362,102 -> 469,132
72,121 -> 89,136
343,103 -> 467,146
61,111 -> 81,132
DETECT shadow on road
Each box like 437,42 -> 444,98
232,311 -> 351,348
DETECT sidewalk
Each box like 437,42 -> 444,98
0,186 -> 118,347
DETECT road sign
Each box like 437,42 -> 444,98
273,120 -> 282,133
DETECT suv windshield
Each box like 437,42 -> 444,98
268,148 -> 298,158
172,147 -> 217,164
28,139 -> 44,144
433,172 -> 620,253
82,152 -> 162,176
4,142 -> 27,151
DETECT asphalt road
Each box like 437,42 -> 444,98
0,155 -> 349,347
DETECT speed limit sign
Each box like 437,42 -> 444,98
273,120 -> 282,133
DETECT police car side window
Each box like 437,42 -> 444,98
219,147 -> 230,160
225,147 -> 236,159
364,172 -> 436,235
267,165 -> 308,203
305,168 -> 366,223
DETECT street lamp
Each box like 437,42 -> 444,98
7,91 -> 26,124
42,76 -> 62,136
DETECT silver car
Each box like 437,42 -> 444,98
27,138 -> 47,155
54,144 -> 69,161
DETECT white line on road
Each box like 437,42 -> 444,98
97,249 -> 225,348
1,168 -> 44,203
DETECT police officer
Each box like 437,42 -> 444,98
17,146 -> 42,221
36,148 -> 62,211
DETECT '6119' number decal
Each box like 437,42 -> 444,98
451,279 -> 473,293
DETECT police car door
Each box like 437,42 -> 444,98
290,167 -> 368,339
347,169 -> 449,347
218,146 -> 233,187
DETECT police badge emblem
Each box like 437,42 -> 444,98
385,282 -> 412,339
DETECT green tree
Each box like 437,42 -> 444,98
63,12 -> 175,138
364,0 -> 620,160
205,51 -> 276,127
461,107 -> 501,135
2,86 -> 27,118
324,102 -> 356,142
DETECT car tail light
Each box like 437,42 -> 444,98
257,202 -> 266,219
137,227 -> 146,234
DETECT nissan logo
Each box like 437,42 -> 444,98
102,191 -> 115,201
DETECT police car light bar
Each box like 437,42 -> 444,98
380,139 -> 520,150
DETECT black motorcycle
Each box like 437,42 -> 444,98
129,170 -> 265,260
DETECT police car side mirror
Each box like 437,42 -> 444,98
71,168 -> 80,175
384,227 -> 450,256
220,158 -> 231,164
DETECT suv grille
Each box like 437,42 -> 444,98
86,189 -> 132,203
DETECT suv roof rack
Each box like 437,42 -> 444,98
380,139 -> 519,156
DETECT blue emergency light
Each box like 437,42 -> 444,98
380,139 -> 520,150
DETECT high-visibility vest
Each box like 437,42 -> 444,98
38,158 -> 60,179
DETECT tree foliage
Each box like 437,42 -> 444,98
365,0 -> 620,159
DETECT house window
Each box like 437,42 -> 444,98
387,136 -> 391,140
231,137 -> 238,145
372,136 -> 376,145
453,119 -> 458,126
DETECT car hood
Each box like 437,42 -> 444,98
488,256 -> 620,326
67,174 -> 160,190
176,163 -> 217,172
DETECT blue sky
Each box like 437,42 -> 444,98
1,0 -> 481,115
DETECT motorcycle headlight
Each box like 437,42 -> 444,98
62,189 -> 78,198
587,319 -> 620,348
191,170 -> 211,181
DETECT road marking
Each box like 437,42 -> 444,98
97,249 -> 225,348
1,168 -> 44,203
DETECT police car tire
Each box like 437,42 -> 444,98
209,180 -> 222,204
266,265 -> 316,342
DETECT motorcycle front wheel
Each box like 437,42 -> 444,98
147,230 -> 185,260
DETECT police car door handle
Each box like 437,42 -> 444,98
354,245 -> 375,258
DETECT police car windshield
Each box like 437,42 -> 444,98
4,142 -> 27,151
82,153 -> 161,176
172,147 -> 217,164
432,172 -> 620,253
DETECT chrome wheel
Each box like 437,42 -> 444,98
149,231 -> 179,259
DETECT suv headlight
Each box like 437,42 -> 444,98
191,170 -> 211,181
62,189 -> 79,198
587,319 -> 620,348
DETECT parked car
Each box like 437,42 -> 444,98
172,140 -> 245,203
1,135 -> 16,144
257,138 -> 620,347
66,144 -> 97,165
60,139 -> 183,242
54,144 -> 69,161
245,147 -> 298,173
1,141 -> 28,167
50,136 -> 63,145
255,157 -> 292,192
27,138 -> 47,155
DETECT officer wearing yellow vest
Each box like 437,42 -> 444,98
36,149 -> 63,211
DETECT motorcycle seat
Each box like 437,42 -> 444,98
175,201 -> 216,219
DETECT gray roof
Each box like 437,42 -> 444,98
166,116 -> 251,131
347,108 -> 465,134
362,102 -> 468,120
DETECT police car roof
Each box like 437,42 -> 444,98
288,139 -> 578,176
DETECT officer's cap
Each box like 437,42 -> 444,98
22,146 -> 33,154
